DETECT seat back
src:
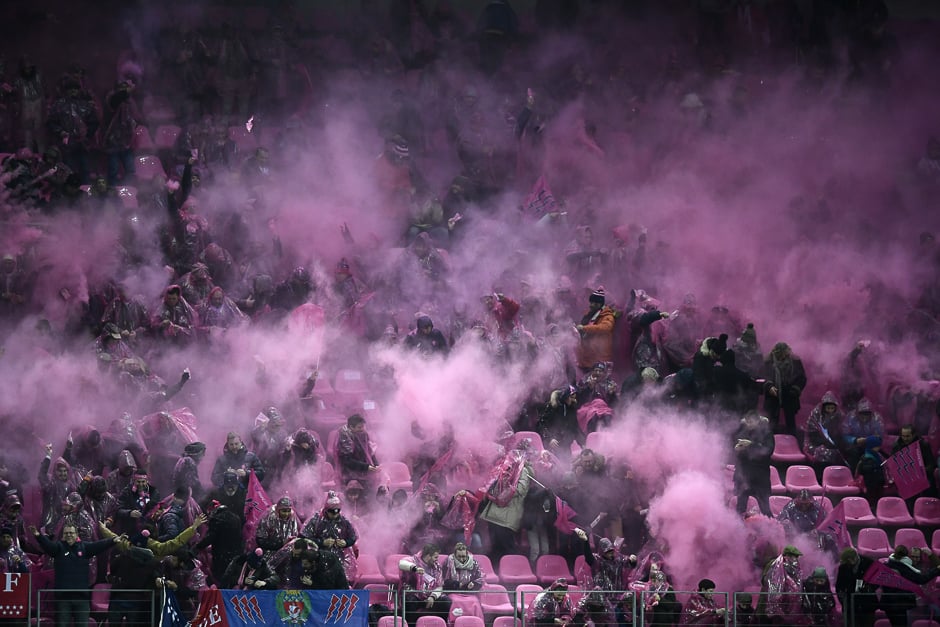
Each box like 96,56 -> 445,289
535,554 -> 573,584
876,497 -> 912,520
821,465 -> 855,487
843,496 -> 874,519
785,465 -> 821,492
857,527 -> 891,558
894,528 -> 928,550
378,616 -> 408,627
499,555 -> 536,583
454,616 -> 485,627
415,616 -> 447,627
914,497 -> 940,523
514,584 -> 543,611
474,553 -> 500,584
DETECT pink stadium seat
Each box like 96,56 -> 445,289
731,496 -> 758,512
492,616 -> 519,627
384,461 -> 413,492
115,185 -> 138,209
154,124 -> 181,150
384,553 -> 409,584
874,620 -> 892,627
320,461 -> 337,490
772,434 -> 807,463
454,616 -> 485,627
818,496 -> 834,515
132,126 -> 153,151
894,528 -> 928,550
876,497 -> 915,526
769,466 -> 786,495
514,584 -> 543,612
584,431 -> 611,452
769,495 -> 791,517
510,431 -> 544,452
535,555 -> 573,585
784,465 -> 823,495
479,584 -> 514,615
913,497 -> 940,526
911,621 -> 940,627
857,528 -> 892,560
573,555 -> 591,587
335,369 -> 370,394
416,616 -> 447,627
326,429 -> 340,466
364,583 -> 392,606
90,583 -> 110,613
822,465 -> 861,496
473,554 -> 500,584
842,497 -> 877,526
134,155 -> 165,180
499,555 -> 538,587
356,553 -> 386,586
933,529 -> 940,553
378,616 -> 408,627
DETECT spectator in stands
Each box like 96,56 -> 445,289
800,567 -> 835,627
574,527 -> 637,591
679,578 -> 728,625
210,432 -> 265,490
404,315 -> 450,355
0,526 -> 31,573
761,342 -> 807,437
576,288 -> 616,373
301,491 -> 359,583
30,523 -> 123,627
835,548 -> 877,627
336,414 -> 380,496
255,496 -> 302,560
804,391 -> 845,466
854,436 -> 888,505
442,541 -> 485,591
777,489 -> 825,537
529,578 -> 574,627
732,412 -> 775,517
842,398 -> 885,470
114,472 -> 160,535
882,545 -> 940,627
223,547 -> 281,590
172,441 -> 206,502
196,502 -> 243,586
893,424 -> 937,499
400,543 -> 452,625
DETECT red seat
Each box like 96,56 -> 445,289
134,154 -> 165,181
771,434 -> 807,464
857,527 -> 892,560
535,555 -> 572,585
132,126 -> 154,151
894,528 -> 928,550
583,431 -> 611,452
510,431 -> 544,452
320,461 -> 337,490
384,461 -> 413,493
842,497 -> 877,526
115,185 -> 138,210
356,553 -> 386,586
154,124 -> 181,150
573,555 -> 591,587
514,584 -> 543,611
913,497 -> 940,526
499,555 -> 537,587
384,553 -> 410,584
769,495 -> 791,517
769,466 -> 786,495
822,465 -> 861,496
473,553 -> 500,584
90,583 -> 111,613
784,465 -> 823,495
731,496 -> 758,512
479,583 -> 514,615
454,616 -> 485,627
911,621 -> 940,627
876,497 -> 914,526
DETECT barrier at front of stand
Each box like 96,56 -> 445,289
0,571 -> 29,620
189,588 -> 370,626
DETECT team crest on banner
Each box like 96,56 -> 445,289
277,590 -> 311,624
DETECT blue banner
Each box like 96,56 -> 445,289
191,589 -> 369,627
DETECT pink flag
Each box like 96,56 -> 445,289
885,442 -> 930,499
863,560 -> 928,598
814,500 -> 851,550
522,175 -> 557,217
243,470 -> 271,550
554,496 -> 578,534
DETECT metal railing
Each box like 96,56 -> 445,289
36,587 -> 155,625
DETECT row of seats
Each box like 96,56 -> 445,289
770,433 -> 904,464
356,554 -> 574,589
857,526 -> 940,560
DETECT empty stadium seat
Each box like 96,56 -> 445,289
320,461 -> 337,490
911,621 -> 940,627
573,555 -> 591,587
584,431 -> 611,452
356,553 -> 386,586
364,583 -> 392,606
378,616 -> 408,627
771,434 -> 807,463
822,465 -> 861,496
876,497 -> 915,526
473,553 -> 500,584
894,528 -> 928,550
492,616 -> 519,627
384,553 -> 409,584
913,497 -> 940,526
154,124 -> 182,150
499,555 -> 538,587
770,466 -> 786,495
535,555 -> 573,585
784,465 -> 823,495
416,616 -> 447,627
454,615 -> 485,627
132,126 -> 154,151
384,461 -> 413,492
842,496 -> 877,526
769,495 -> 791,517
134,155 -> 165,180
514,584 -> 543,612
857,528 -> 892,560
90,583 -> 111,613
479,584 -> 514,615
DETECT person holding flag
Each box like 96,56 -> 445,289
869,545 -> 940,627
574,527 -> 637,591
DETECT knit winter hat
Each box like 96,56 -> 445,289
589,288 -> 606,305
247,547 -> 264,569
325,491 -> 342,509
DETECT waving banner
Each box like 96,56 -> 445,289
190,589 -> 369,627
